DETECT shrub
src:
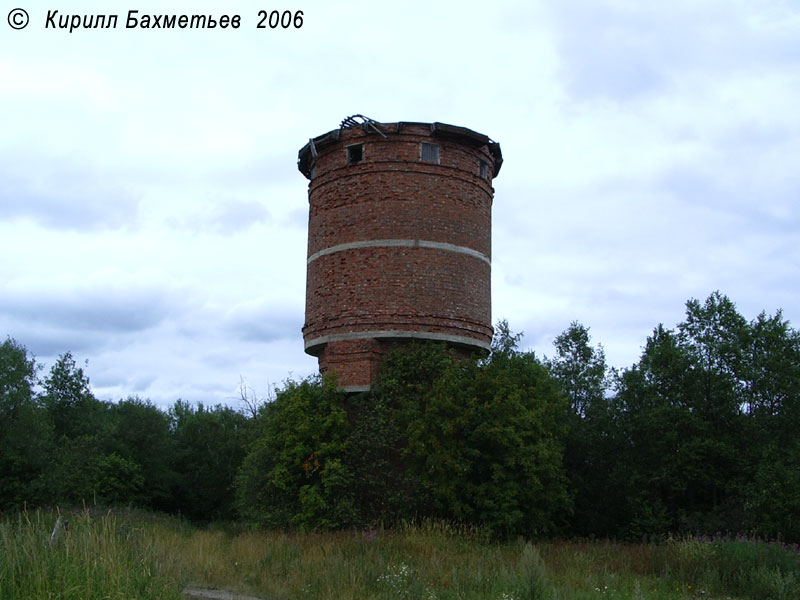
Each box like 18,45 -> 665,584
236,336 -> 572,537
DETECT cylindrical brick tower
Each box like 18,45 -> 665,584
298,117 -> 502,392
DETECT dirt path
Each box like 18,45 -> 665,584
183,587 -> 267,600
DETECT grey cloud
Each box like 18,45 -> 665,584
0,288 -> 171,334
0,284 -> 177,365
210,199 -> 271,234
2,325 -> 105,358
223,152 -> 301,187
656,161 -> 800,235
717,120 -> 799,150
0,156 -> 141,231
75,365 -> 157,396
223,300 -> 303,343
283,208 -> 309,230
547,2 -> 685,100
167,198 -> 271,235
547,1 -> 800,102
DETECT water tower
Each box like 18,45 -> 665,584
298,116 -> 502,392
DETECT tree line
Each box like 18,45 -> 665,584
1,291 -> 798,540
0,347 -> 251,522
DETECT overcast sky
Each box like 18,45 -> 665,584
1,0 -> 798,408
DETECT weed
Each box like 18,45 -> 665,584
0,508 -> 186,599
519,543 -> 557,600
4,511 -> 797,599
377,562 -> 414,598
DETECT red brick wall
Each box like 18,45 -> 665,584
299,121 -> 500,391
318,339 -> 384,391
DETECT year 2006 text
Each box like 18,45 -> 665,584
257,10 -> 304,28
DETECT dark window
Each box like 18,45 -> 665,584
346,144 -> 363,164
421,142 -> 440,163
479,160 -> 489,179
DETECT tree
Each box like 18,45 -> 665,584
42,352 -> 105,441
341,387 -> 420,526
612,294 -> 754,536
545,323 -> 622,536
743,309 -> 800,421
373,333 -> 571,537
92,452 -> 146,505
0,338 -> 52,509
676,293 -> 750,530
40,352 -> 123,506
109,397 -> 176,510
169,401 -> 254,522
613,325 -> 698,536
236,376 -> 356,529
545,322 -> 609,417
739,309 -> 800,539
237,330 -> 572,537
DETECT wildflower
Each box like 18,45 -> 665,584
377,563 -> 414,598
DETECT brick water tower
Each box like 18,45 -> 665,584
298,116 -> 502,392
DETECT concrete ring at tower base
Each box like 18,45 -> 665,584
303,329 -> 493,356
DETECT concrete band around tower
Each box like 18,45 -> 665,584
306,239 -> 491,266
298,118 -> 502,391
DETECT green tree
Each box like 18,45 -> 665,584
42,352 -> 107,441
613,325 -> 698,536
236,377 -> 356,529
545,322 -> 609,417
739,309 -> 800,540
743,309 -> 800,422
237,328 -> 571,536
0,338 -> 52,509
676,293 -> 750,530
341,389 -> 419,526
41,352 -> 120,505
545,323 -> 623,536
109,397 -> 176,510
170,401 -> 253,522
373,333 -> 571,537
613,294 -> 756,536
92,452 -> 146,505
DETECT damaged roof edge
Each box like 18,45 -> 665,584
297,121 -> 503,179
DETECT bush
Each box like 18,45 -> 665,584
235,376 -> 357,529
236,336 -> 572,537
372,340 -> 571,537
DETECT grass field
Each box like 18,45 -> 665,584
1,508 -> 798,599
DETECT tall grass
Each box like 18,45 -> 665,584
663,535 -> 800,600
175,520 -> 548,600
2,510 -> 798,599
541,536 -> 800,600
170,521 -> 800,600
0,508 -> 187,599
